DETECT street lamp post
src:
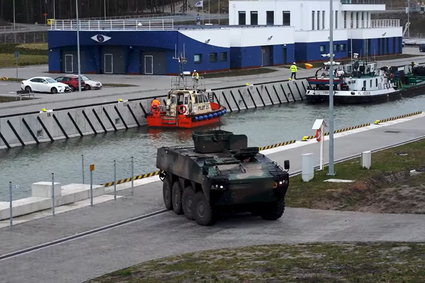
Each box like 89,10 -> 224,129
53,0 -> 56,19
328,0 -> 335,175
76,0 -> 82,92
104,0 -> 107,20
13,0 -> 16,30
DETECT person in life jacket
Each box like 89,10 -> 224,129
290,62 -> 297,80
151,97 -> 161,112
192,70 -> 200,88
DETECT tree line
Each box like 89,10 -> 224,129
0,0 -> 188,24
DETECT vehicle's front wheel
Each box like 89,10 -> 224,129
260,200 -> 285,220
85,84 -> 91,90
162,178 -> 172,210
172,181 -> 183,215
51,87 -> 58,94
24,86 -> 32,93
70,86 -> 75,92
182,186 -> 195,220
193,192 -> 215,226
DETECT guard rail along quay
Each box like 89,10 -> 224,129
0,79 -> 308,150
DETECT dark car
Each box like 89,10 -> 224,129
55,75 -> 86,91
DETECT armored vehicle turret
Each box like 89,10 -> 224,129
156,130 -> 290,226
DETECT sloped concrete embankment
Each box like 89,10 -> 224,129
0,79 -> 307,149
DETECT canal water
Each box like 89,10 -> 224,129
1,95 -> 424,200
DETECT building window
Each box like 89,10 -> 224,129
266,11 -> 274,25
356,11 -> 360,28
209,52 -> 217,62
339,44 -> 345,51
320,45 -> 326,53
361,11 -> 364,28
194,54 -> 202,64
334,44 -> 338,51
350,12 -> 354,28
250,11 -> 258,25
322,11 -> 325,29
344,11 -> 347,29
317,10 -> 320,30
282,11 -> 290,26
219,52 -> 227,61
335,10 -> 338,29
238,11 -> 246,25
312,11 -> 315,30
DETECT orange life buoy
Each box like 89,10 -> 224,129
314,129 -> 321,142
177,104 -> 187,114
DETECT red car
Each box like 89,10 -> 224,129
55,75 -> 86,91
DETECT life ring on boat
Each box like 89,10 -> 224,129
150,105 -> 160,113
177,104 -> 187,114
314,129 -> 321,142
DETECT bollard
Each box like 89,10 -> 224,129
9,181 -> 13,227
302,153 -> 314,182
81,154 -> 85,184
114,160 -> 117,200
51,173 -> 55,216
131,156 -> 134,196
89,164 -> 95,206
361,151 -> 371,169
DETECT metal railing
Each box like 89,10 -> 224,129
51,19 -> 174,31
370,19 -> 400,28
341,0 -> 385,4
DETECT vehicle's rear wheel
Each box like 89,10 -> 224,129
24,86 -> 32,93
260,200 -> 285,220
182,186 -> 195,220
70,86 -> 75,92
162,178 -> 172,210
51,87 -> 58,94
172,181 -> 183,215
193,192 -> 215,226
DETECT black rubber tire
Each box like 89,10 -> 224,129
85,84 -> 91,90
24,86 -> 32,93
70,86 -> 75,92
193,192 -> 215,226
260,200 -> 285,220
162,178 -> 172,210
182,186 -> 195,220
51,87 -> 58,94
172,181 -> 183,215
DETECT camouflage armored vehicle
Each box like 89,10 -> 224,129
156,130 -> 290,225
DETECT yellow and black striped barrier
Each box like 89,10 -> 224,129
258,140 -> 296,151
301,123 -> 371,141
0,77 -> 8,81
103,170 -> 160,187
374,111 -> 422,124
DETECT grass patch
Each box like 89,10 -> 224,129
0,43 -> 48,67
286,138 -> 425,212
89,242 -> 425,282
202,68 -> 276,78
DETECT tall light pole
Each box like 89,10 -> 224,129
407,0 -> 410,38
53,0 -> 56,19
328,0 -> 335,175
13,0 -> 16,30
104,0 -> 107,20
76,0 -> 82,92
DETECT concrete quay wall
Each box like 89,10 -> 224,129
0,79 -> 307,149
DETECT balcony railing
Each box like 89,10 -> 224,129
370,19 -> 400,28
341,0 -> 385,4
50,19 -> 175,31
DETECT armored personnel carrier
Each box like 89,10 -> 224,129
156,130 -> 290,226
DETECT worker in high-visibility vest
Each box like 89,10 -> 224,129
290,62 -> 297,80
151,97 -> 161,112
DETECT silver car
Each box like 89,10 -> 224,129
21,77 -> 70,94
